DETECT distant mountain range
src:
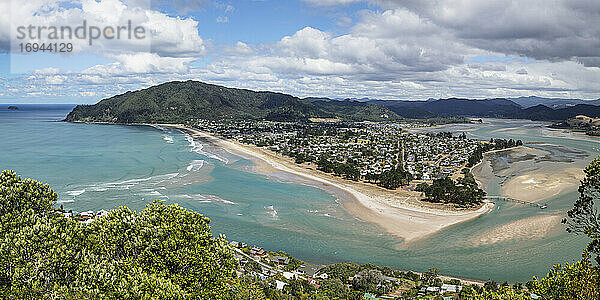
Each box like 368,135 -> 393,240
65,81 -> 600,123
366,98 -> 523,119
507,96 -> 600,109
335,96 -> 600,109
365,98 -> 600,120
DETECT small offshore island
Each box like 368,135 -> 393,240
7,105 -> 19,110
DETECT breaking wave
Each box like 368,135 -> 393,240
85,173 -> 180,192
186,160 -> 205,172
186,135 -> 229,164
265,205 -> 278,219
66,189 -> 86,196
163,135 -> 174,143
193,194 -> 236,205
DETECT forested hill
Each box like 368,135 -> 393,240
64,81 -> 399,123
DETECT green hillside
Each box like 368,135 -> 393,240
65,81 -> 399,123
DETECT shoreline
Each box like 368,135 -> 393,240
161,124 -> 494,243
472,144 -> 585,203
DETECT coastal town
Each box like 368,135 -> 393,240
227,237 -> 544,299
189,119 -> 520,208
51,118 -> 533,299
53,118 -> 530,300
191,119 -> 479,182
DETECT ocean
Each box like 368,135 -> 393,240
0,104 -> 592,282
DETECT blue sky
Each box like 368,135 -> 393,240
184,0 -> 368,44
1,0 -> 600,104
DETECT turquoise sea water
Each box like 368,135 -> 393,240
0,105 -> 594,282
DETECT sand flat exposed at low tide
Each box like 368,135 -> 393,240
502,168 -> 584,203
471,215 -> 563,246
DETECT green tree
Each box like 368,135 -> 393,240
378,166 -> 411,189
564,156 -> 600,263
0,169 -> 56,216
232,275 -> 268,300
417,171 -> 485,207
529,252 -> 599,299
316,155 -> 334,173
318,262 -> 361,282
245,260 -> 262,274
319,278 -> 349,299
476,286 -> 530,299
0,170 -> 237,299
421,268 -> 440,285
352,269 -> 383,293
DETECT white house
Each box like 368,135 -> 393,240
80,210 -> 94,219
96,210 -> 108,218
275,280 -> 287,290
282,271 -> 297,280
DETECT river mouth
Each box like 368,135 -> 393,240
408,118 -> 593,281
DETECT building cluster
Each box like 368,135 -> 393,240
60,209 -> 108,224
228,240 -> 482,299
402,133 -> 479,180
192,119 -> 482,181
229,241 -> 328,291
419,283 -> 464,296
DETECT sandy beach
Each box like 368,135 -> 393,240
166,124 -> 494,242
472,145 -> 586,203
471,215 -> 563,246
502,168 -> 584,203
